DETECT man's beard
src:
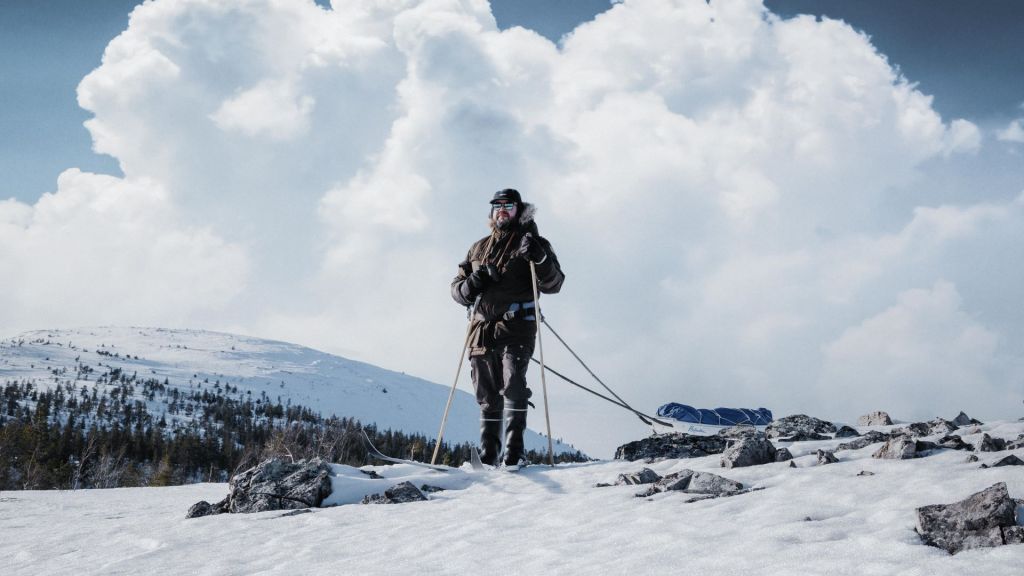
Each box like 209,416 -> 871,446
494,213 -> 514,230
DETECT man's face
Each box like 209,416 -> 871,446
492,201 -> 517,229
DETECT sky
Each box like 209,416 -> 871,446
2,0 -> 1024,456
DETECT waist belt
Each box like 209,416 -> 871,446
474,301 -> 537,322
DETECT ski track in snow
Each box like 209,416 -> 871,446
3,422 -> 1024,575
0,327 -> 576,454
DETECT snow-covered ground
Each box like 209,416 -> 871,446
3,421 -> 1023,575
0,327 -> 577,454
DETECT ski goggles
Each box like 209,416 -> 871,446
491,202 -> 517,210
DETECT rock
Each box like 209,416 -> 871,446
872,437 -> 917,460
966,454 -> 979,463
201,457 -> 333,515
765,415 -> 836,440
361,469 -> 383,479
975,434 -> 1007,452
857,470 -> 875,476
936,435 -> 972,451
893,422 -> 931,438
361,481 -> 427,504
928,418 -> 959,436
914,440 -> 941,454
420,484 -> 446,493
857,411 -> 893,426
1004,526 -> 1024,545
916,482 -> 1018,554
816,450 -> 839,465
186,500 -> 227,519
834,426 -> 860,438
636,469 -> 743,498
717,426 -> 762,439
837,431 -> 889,451
721,435 -> 777,468
951,411 -> 983,426
616,468 -> 662,486
789,461 -> 797,468
777,431 -> 831,442
614,433 -> 728,461
1006,435 -> 1024,450
775,447 -> 793,462
990,455 -> 1024,467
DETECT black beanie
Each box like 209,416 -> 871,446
490,188 -> 522,204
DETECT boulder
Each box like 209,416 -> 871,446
916,482 -> 1018,554
186,500 -> 228,519
936,435 -> 972,451
1006,434 -> 1024,450
816,450 -> 839,465
990,455 -> 1024,467
616,468 -> 662,486
893,422 -> 932,438
857,411 -> 893,426
777,431 -> 831,442
765,415 -> 836,440
872,437 -> 917,460
975,434 -> 1007,452
615,433 -> 728,461
189,457 -> 333,516
721,435 -> 777,468
951,411 -> 983,426
834,426 -> 860,438
837,431 -> 889,451
856,470 -> 875,476
1004,526 -> 1024,545
928,418 -> 959,436
636,469 -> 743,498
361,481 -> 427,504
775,447 -> 794,462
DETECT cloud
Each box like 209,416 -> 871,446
997,119 -> 1024,143
5,0 -> 1021,455
0,169 -> 248,328
818,282 -> 1019,422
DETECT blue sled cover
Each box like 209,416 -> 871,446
657,403 -> 773,428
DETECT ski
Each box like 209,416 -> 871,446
361,429 -> 451,472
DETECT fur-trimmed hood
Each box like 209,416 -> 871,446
489,202 -> 538,234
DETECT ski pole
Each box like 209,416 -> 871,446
430,318 -> 475,465
529,260 -> 555,466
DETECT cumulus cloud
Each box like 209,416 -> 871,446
997,119 -> 1024,143
5,0 -> 1022,455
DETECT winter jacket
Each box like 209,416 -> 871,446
451,203 -> 565,356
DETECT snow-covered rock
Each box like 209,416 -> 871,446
765,414 -> 836,440
858,411 -> 893,426
916,482 -> 1020,554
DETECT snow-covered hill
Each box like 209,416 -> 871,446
3,420 -> 1023,575
0,327 -> 578,455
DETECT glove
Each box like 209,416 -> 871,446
516,233 -> 546,263
466,264 -> 501,294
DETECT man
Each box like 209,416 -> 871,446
451,188 -> 565,469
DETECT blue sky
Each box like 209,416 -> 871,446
1,0 -> 1022,455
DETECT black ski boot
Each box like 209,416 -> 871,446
503,401 -> 529,470
479,411 -> 503,466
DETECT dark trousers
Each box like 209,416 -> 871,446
470,343 -> 532,465
470,343 -> 533,413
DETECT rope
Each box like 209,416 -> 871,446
529,358 -> 674,427
539,318 -> 673,427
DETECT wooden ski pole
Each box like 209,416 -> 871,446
529,260 -> 555,467
430,320 -> 474,465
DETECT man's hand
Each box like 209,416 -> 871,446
516,233 -> 546,263
467,264 -> 501,294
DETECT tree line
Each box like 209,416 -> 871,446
0,376 -> 586,490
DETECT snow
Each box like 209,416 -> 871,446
0,327 -> 578,454
3,421 -> 1023,575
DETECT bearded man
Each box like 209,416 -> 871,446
450,188 -> 565,469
